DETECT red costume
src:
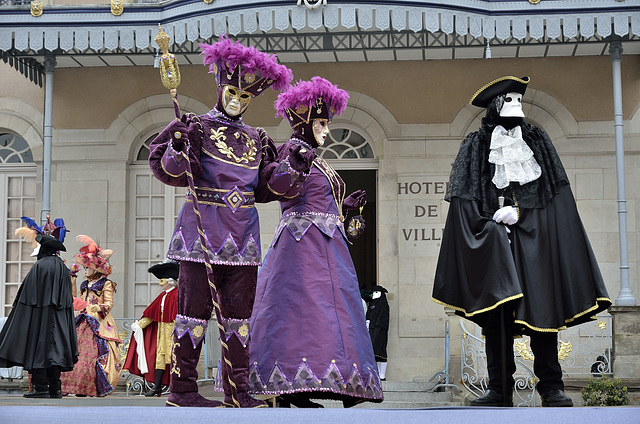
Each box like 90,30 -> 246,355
124,261 -> 179,393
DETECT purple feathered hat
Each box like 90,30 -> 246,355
200,35 -> 293,97
275,76 -> 349,128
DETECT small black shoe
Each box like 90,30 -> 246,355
145,385 -> 163,397
276,396 -> 292,408
49,390 -> 63,399
23,390 -> 50,399
279,393 -> 324,408
541,389 -> 573,407
470,389 -> 513,407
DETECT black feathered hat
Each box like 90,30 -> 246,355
36,233 -> 66,252
469,76 -> 530,108
148,260 -> 180,281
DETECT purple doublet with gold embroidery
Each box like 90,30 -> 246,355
247,140 -> 383,403
149,108 -> 305,266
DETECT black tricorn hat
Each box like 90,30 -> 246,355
35,233 -> 66,252
148,260 -> 180,281
372,285 -> 388,293
469,76 -> 530,108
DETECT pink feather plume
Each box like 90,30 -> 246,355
274,76 -> 349,119
199,35 -> 293,92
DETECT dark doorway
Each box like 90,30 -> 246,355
337,169 -> 377,292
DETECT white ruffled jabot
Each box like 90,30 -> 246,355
488,125 -> 542,189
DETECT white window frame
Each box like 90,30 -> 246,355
127,165 -> 186,318
0,165 -> 37,317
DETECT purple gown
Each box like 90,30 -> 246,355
248,140 -> 384,403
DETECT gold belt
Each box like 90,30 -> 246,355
190,187 -> 255,209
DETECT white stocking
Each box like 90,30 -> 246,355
377,361 -> 387,380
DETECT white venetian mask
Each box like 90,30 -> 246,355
499,92 -> 524,118
312,119 -> 329,146
222,85 -> 252,117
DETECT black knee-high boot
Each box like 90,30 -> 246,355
145,368 -> 165,397
24,369 -> 49,398
47,366 -> 62,398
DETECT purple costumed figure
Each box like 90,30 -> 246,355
148,35 -> 313,408
248,77 -> 384,407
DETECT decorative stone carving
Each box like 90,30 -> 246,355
297,0 -> 327,10
30,1 -> 43,17
111,0 -> 123,16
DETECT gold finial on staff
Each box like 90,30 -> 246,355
155,24 -> 182,117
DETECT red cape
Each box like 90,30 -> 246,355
123,288 -> 177,384
123,321 -> 169,385
143,287 -> 177,323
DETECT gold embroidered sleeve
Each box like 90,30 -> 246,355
99,280 -> 116,313
71,275 -> 77,297
138,317 -> 153,330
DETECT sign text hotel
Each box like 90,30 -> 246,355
397,177 -> 449,243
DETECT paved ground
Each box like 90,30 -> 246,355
0,383 -> 239,407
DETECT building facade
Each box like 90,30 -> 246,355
1,0 -> 639,382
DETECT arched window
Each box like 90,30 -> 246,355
0,132 -> 36,316
318,127 -> 375,160
317,126 -> 378,290
136,135 -> 153,161
0,132 -> 34,164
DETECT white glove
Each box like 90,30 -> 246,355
131,321 -> 148,374
493,206 -> 518,225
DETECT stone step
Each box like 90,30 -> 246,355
1,375 -> 463,409
381,380 -> 444,392
376,391 -> 454,403
313,399 -> 461,409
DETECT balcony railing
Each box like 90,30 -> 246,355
115,317 -> 220,396
0,0 -> 163,6
460,316 -> 612,407
0,0 -> 30,5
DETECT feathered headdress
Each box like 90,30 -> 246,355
200,35 -> 293,96
75,234 -> 113,276
43,216 -> 68,242
14,222 -> 38,248
14,214 -> 68,248
275,76 -> 349,128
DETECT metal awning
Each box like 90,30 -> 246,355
1,1 -> 640,78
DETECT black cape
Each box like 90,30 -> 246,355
0,255 -> 78,371
432,122 -> 611,333
366,293 -> 389,362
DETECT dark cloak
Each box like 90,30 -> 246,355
366,290 -> 389,362
0,254 -> 78,371
432,120 -> 611,333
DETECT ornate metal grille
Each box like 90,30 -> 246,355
460,316 -> 612,407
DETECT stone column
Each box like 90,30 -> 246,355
444,309 -> 462,388
41,54 -> 56,225
609,306 -> 640,381
609,40 -> 636,306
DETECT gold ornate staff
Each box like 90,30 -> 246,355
155,24 -> 240,407
155,24 -> 182,119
